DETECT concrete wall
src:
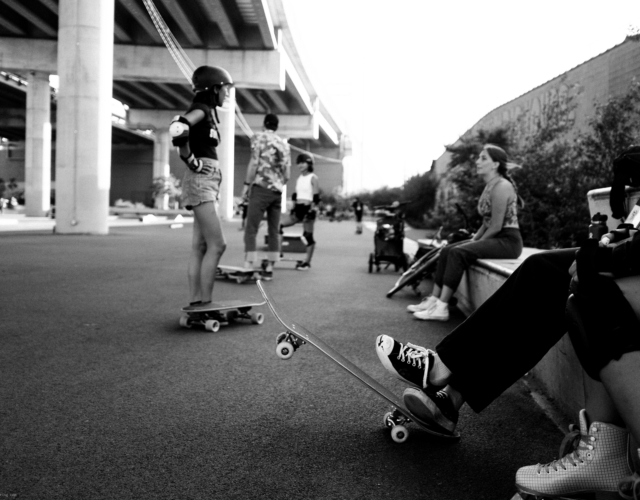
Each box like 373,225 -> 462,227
432,37 -> 640,184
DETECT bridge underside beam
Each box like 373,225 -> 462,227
0,38 -> 285,89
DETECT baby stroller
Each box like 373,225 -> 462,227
368,201 -> 409,273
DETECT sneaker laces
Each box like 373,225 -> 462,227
397,343 -> 430,369
536,434 -> 595,473
618,472 -> 640,500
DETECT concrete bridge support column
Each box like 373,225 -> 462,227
25,72 -> 52,217
153,129 -> 171,210
54,0 -> 114,234
217,90 -> 236,220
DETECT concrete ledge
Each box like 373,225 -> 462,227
454,247 -> 586,419
454,247 -> 544,316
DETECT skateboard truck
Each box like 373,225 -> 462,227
275,330 -> 305,360
383,408 -> 411,443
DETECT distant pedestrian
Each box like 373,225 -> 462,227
0,178 -> 5,213
352,197 -> 364,234
242,113 -> 291,280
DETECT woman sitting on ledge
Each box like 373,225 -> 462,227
407,144 -> 523,322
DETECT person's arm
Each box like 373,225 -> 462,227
477,181 -> 513,240
283,144 -> 291,184
472,224 -> 487,241
242,140 -> 260,200
311,174 -> 320,206
169,108 -> 210,174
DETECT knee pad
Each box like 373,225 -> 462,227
566,277 -> 640,381
303,231 -> 315,246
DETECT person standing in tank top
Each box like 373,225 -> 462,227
280,153 -> 320,270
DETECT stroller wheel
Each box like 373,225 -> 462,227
368,253 -> 374,273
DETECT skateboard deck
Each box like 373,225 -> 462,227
262,257 -> 304,269
179,299 -> 266,332
216,265 -> 262,284
256,280 -> 460,443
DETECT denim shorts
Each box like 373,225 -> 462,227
181,158 -> 222,210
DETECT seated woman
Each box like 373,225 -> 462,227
375,147 -> 640,499
408,144 -> 523,321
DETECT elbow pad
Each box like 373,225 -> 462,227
313,194 -> 320,204
169,116 -> 191,147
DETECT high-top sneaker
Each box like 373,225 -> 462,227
375,335 -> 434,389
516,409 -> 631,498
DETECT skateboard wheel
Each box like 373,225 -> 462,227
391,425 -> 409,443
179,314 -> 191,328
250,312 -> 264,325
276,342 -> 295,360
235,276 -> 245,284
205,319 -> 220,332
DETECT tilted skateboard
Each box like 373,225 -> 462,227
256,280 -> 460,443
179,300 -> 265,332
216,265 -> 262,284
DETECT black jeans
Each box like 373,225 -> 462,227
436,248 -> 576,412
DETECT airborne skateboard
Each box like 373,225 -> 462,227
216,265 -> 262,284
256,280 -> 460,443
179,300 -> 265,332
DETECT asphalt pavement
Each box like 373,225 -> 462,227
1,217 -> 564,500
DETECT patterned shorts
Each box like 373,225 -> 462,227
181,158 -> 222,210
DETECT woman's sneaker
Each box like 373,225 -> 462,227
414,299 -> 449,321
375,335 -> 434,389
403,387 -> 458,434
407,295 -> 437,313
295,261 -> 311,271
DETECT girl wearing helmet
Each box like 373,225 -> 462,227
169,65 -> 233,309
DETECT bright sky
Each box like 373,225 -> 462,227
283,0 -> 640,193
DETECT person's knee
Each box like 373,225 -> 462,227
566,290 -> 640,381
192,240 -> 207,255
303,231 -> 315,246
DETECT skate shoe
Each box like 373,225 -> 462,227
515,409 -> 631,498
375,335 -> 435,389
403,387 -> 458,434
407,295 -> 438,313
295,261 -> 311,271
413,299 -> 449,321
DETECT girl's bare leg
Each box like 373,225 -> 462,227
599,351 -> 640,445
189,202 -> 226,303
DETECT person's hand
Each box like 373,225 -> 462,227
180,154 -> 212,174
241,184 -> 250,202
